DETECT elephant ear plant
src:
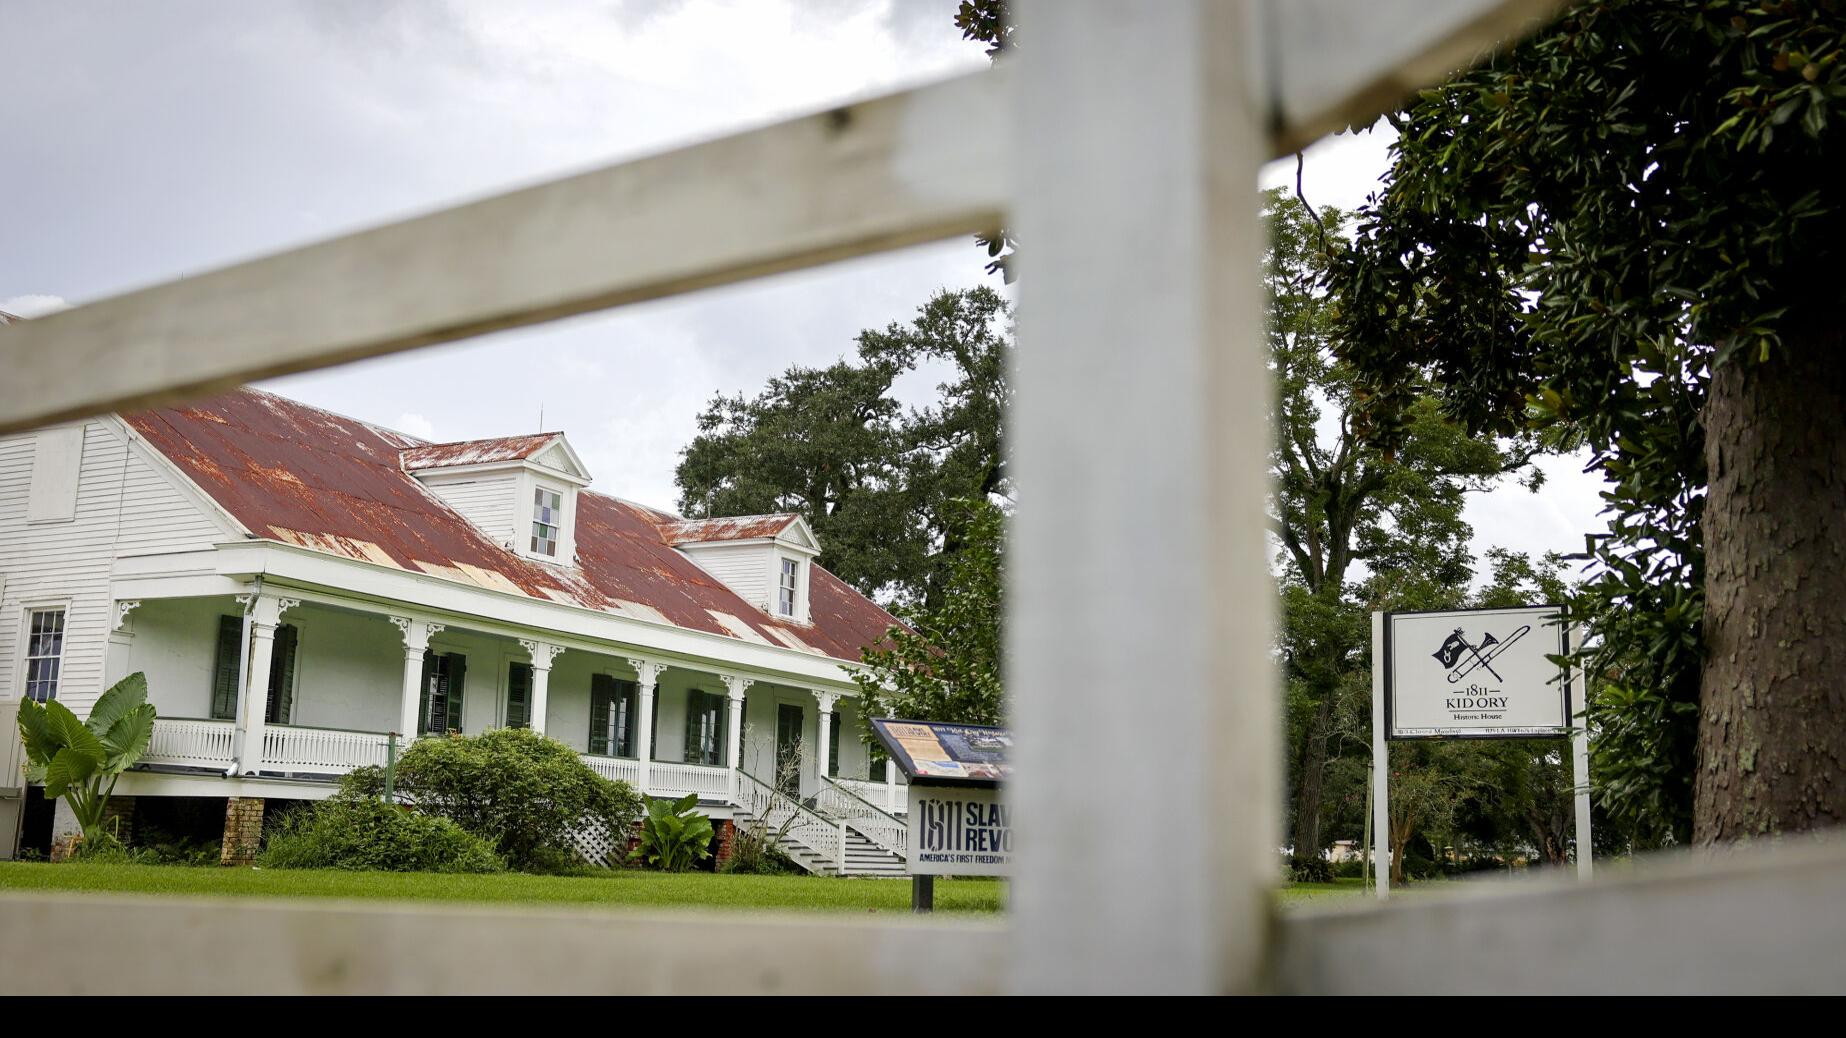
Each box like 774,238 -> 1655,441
632,794 -> 714,872
15,672 -> 157,844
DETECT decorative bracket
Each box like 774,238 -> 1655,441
520,639 -> 568,669
389,616 -> 444,650
627,657 -> 668,688
113,600 -> 142,633
719,674 -> 755,701
814,690 -> 840,714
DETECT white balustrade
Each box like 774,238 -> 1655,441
259,725 -> 392,775
734,770 -> 846,874
816,776 -> 907,858
648,761 -> 733,801
143,718 -> 237,770
580,754 -> 643,786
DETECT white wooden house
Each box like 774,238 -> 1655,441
0,387 -> 908,872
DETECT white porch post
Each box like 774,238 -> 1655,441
518,640 -> 565,736
236,595 -> 298,774
720,675 -> 751,801
390,617 -> 442,739
628,658 -> 666,796
885,759 -> 899,814
814,690 -> 838,782
1011,1 -> 1274,993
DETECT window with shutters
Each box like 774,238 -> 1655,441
506,661 -> 531,729
588,675 -> 638,757
685,689 -> 724,766
210,616 -> 298,723
419,652 -> 467,736
22,608 -> 66,702
778,557 -> 799,616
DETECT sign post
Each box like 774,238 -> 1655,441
1371,606 -> 1589,898
870,719 -> 1014,913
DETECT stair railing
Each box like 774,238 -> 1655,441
735,769 -> 848,874
817,775 -> 908,859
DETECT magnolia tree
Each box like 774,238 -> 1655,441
16,672 -> 156,843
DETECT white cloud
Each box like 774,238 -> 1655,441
0,294 -> 73,318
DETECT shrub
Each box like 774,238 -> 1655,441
1288,854 -> 1334,884
260,798 -> 503,873
719,817 -> 802,875
632,794 -> 713,872
343,727 -> 644,872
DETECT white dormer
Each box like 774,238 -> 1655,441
402,433 -> 593,565
662,514 -> 822,624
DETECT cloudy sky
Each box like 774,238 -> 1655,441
1,0 -> 1605,572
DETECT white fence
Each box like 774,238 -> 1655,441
9,0 -> 1815,996
142,718 -> 237,770
648,762 -> 732,802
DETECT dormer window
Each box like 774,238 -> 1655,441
531,486 -> 563,557
778,558 -> 800,616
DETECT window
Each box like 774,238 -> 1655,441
23,609 -> 66,702
778,558 -> 799,616
685,689 -> 725,766
530,486 -> 562,557
589,675 -> 638,756
209,616 -> 297,723
419,652 -> 467,735
506,661 -> 531,729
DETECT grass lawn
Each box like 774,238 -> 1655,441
0,861 -> 1005,915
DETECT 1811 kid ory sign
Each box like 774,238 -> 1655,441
1385,605 -> 1572,739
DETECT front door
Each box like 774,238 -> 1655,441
775,703 -> 804,798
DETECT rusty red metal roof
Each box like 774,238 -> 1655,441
124,388 -> 900,665
660,514 -> 801,544
401,434 -> 561,471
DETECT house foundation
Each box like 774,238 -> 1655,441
220,797 -> 265,866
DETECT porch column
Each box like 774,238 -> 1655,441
814,690 -> 839,782
885,758 -> 899,814
519,640 -> 565,736
390,617 -> 443,739
236,595 -> 298,774
628,658 -> 667,796
720,674 -> 751,800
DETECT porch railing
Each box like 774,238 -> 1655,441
817,776 -> 907,858
580,754 -> 642,786
260,724 -> 391,776
143,717 -> 237,770
649,761 -> 732,802
835,775 -> 905,815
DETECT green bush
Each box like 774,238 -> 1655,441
632,794 -> 713,872
1288,854 -> 1334,884
343,727 -> 644,872
260,798 -> 502,873
1331,857 -> 1368,880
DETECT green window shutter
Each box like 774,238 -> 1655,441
210,615 -> 242,720
829,711 -> 841,777
589,675 -> 613,755
265,624 -> 298,725
418,651 -> 436,735
446,653 -> 467,734
684,691 -> 701,764
506,662 -> 531,730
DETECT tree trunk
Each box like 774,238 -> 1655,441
1695,323 -> 1846,842
1290,686 -> 1336,863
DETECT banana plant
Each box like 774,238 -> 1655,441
630,793 -> 714,872
15,672 -> 157,842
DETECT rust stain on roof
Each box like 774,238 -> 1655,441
124,388 -> 902,665
659,514 -> 800,544
401,434 -> 560,470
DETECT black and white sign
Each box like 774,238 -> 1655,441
1385,606 -> 1571,739
906,785 -> 1014,877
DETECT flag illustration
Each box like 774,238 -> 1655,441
1433,630 -> 1472,669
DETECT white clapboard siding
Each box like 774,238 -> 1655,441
416,472 -> 520,550
0,421 -> 230,717
677,542 -> 773,612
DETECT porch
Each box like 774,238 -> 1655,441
116,589 -> 908,870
